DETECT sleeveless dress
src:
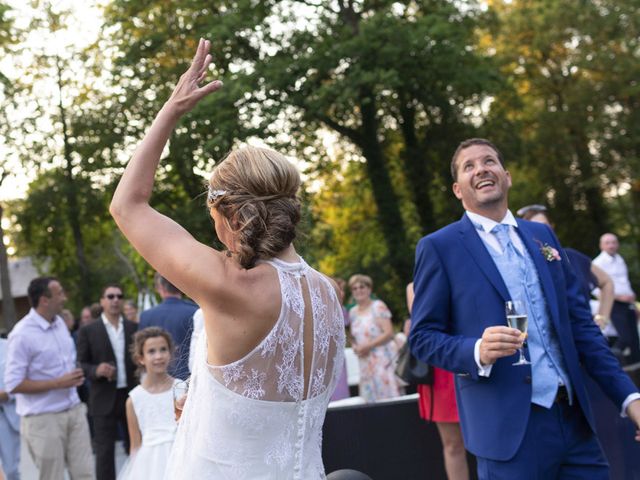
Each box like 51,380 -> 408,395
349,299 -> 402,402
164,257 -> 346,480
117,380 -> 178,480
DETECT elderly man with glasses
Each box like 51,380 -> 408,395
77,284 -> 138,480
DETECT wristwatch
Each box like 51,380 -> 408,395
593,314 -> 609,326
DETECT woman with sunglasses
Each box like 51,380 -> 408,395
109,39 -> 345,479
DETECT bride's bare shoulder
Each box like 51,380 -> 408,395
198,259 -> 281,312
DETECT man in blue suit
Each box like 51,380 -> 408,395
139,273 -> 198,380
409,138 -> 640,478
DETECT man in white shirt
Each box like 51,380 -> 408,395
5,277 -> 94,480
593,233 -> 640,365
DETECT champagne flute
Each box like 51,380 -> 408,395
505,300 -> 530,366
173,380 -> 189,420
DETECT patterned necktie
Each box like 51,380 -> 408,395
491,223 -> 516,258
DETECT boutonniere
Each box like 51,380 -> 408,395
535,239 -> 561,262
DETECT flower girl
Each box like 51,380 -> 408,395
117,327 -> 178,480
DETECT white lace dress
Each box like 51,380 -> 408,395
164,257 -> 346,480
118,380 -> 178,480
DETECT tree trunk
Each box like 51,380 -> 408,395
398,97 -> 435,234
0,204 -> 18,332
358,89 -> 413,282
569,128 -> 609,236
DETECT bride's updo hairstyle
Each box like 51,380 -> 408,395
207,146 -> 301,269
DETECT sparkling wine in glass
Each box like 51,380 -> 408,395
505,300 -> 531,366
173,380 -> 189,420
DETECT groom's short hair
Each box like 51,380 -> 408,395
450,138 -> 505,181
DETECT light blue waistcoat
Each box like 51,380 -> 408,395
484,224 -> 572,408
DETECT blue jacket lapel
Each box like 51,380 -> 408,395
515,220 -> 561,323
458,214 -> 510,302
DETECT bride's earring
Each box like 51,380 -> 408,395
225,250 -> 232,257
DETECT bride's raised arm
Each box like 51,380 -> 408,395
110,39 -> 224,300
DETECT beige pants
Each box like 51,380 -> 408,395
21,402 -> 95,480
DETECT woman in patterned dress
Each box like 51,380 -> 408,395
348,274 -> 402,402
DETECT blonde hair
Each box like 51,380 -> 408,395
208,146 -> 301,269
348,274 -> 373,290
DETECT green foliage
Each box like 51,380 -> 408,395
12,169 -> 125,312
8,0 -> 640,317
486,0 -> 640,283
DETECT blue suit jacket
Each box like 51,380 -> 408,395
409,214 -> 638,461
139,297 -> 198,380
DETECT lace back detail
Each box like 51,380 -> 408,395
209,258 -> 344,402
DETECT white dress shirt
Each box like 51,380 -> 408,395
101,315 -> 127,388
592,251 -> 635,298
466,210 -> 522,377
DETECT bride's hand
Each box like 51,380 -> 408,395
165,38 -> 223,117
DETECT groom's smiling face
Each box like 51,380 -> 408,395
452,144 -> 511,216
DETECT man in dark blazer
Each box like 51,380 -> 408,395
77,284 -> 137,480
139,273 -> 198,380
409,138 -> 640,479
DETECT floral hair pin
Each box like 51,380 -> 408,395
207,188 -> 227,203
535,240 -> 561,262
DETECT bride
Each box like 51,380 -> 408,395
110,39 -> 345,479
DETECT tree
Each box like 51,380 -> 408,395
255,0 -> 498,283
0,2 -> 22,331
95,0 -> 500,311
486,0 -> 639,263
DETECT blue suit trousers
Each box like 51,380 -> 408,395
476,399 -> 609,479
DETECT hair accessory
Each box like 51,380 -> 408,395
207,188 -> 228,203
516,204 -> 546,217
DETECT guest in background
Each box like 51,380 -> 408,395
593,233 -> 640,365
5,277 -> 94,480
89,303 -> 103,322
517,205 -> 614,330
139,273 -> 197,380
77,284 -> 138,480
348,274 -> 402,402
80,306 -> 95,328
407,282 -> 469,480
61,309 -> 77,334
117,328 -> 177,480
122,300 -> 139,324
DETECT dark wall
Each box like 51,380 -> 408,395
323,367 -> 640,480
322,396 -> 477,480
